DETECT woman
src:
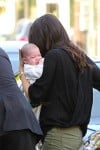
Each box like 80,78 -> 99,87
0,47 -> 42,150
19,14 -> 100,150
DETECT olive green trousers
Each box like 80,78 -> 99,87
42,126 -> 82,150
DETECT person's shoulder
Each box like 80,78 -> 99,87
46,48 -> 62,56
0,47 -> 9,58
44,49 -> 67,64
46,48 -> 69,58
0,47 -> 6,55
45,49 -> 58,59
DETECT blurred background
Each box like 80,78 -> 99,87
0,0 -> 100,58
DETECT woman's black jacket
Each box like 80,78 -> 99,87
29,48 -> 100,137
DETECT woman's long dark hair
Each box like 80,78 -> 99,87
29,13 -> 90,72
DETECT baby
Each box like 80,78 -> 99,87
20,43 -> 44,121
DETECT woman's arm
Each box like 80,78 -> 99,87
92,66 -> 100,90
86,55 -> 100,90
28,50 -> 58,104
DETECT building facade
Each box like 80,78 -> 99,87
36,0 -> 70,34
73,0 -> 100,58
0,0 -> 100,58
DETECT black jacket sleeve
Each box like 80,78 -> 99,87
92,66 -> 100,90
86,55 -> 100,90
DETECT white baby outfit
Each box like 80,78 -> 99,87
24,59 -> 44,121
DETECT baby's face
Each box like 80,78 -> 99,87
22,48 -> 42,65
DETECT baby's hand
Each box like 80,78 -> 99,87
39,58 -> 44,64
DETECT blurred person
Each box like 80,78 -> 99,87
20,43 -> 44,120
0,47 -> 42,150
19,14 -> 100,150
